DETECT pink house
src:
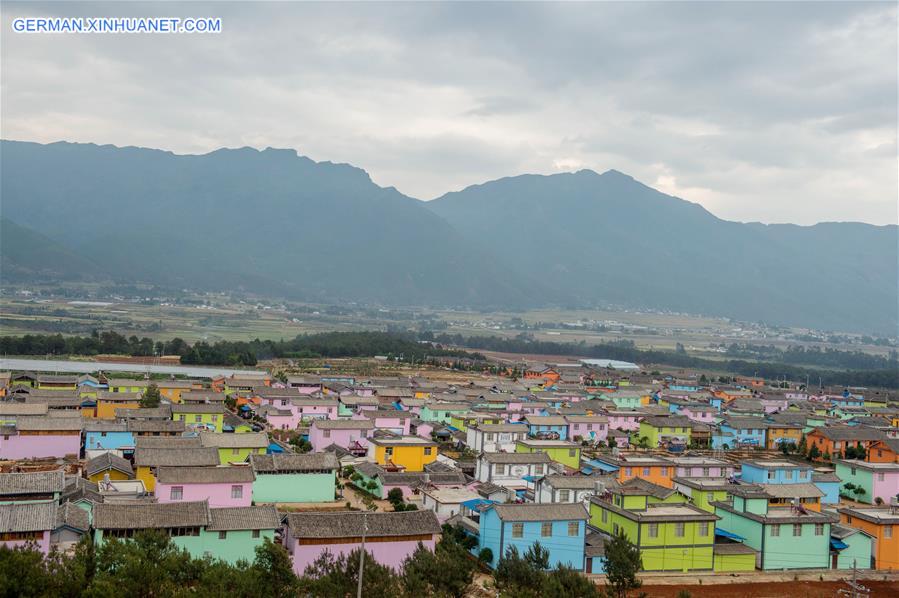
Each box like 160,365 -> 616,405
0,416 -> 82,460
604,411 -> 644,431
680,405 -> 717,424
353,410 -> 413,435
257,406 -> 296,431
0,502 -> 54,555
286,376 -> 323,394
565,415 -> 609,442
670,458 -> 734,478
284,510 -> 441,574
309,419 -> 374,452
155,466 -> 255,507
289,398 -> 338,422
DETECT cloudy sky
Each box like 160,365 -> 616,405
2,2 -> 896,225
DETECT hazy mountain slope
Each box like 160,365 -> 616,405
427,170 -> 897,333
0,140 -> 537,307
0,218 -> 104,282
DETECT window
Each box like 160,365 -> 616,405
699,522 -> 709,536
568,521 -> 579,536
770,524 -> 780,537
661,467 -> 669,476
885,526 -> 893,539
232,447 -> 240,455
601,510 -> 608,523
613,523 -> 619,534
642,467 -> 650,476
512,523 -> 524,538
219,531 -> 227,540
252,530 -> 261,539
486,433 -> 494,441
625,467 -> 632,476
648,524 -> 659,538
323,429 -> 331,438
815,524 -> 824,536
535,465 -> 545,475
851,467 -> 857,475
793,524 -> 802,537
674,522 -> 685,537
170,486 -> 184,500
707,492 -> 715,503
784,470 -> 793,480
424,447 -> 432,456
385,447 -> 394,457
573,424 -> 580,431
569,449 -> 576,457
496,464 -> 505,475
878,473 -> 885,482
194,415 -> 202,423
559,490 -> 570,502
231,485 -> 243,499
211,415 -> 219,422
767,471 -> 775,480
702,467 -> 710,477
541,522 -> 552,537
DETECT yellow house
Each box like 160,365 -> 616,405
766,423 -> 803,450
366,436 -> 437,472
198,432 -> 269,464
156,380 -> 196,403
133,446 -> 220,492
106,378 -> 150,394
85,452 -> 134,483
95,391 -> 142,419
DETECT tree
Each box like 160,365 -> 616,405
604,530 -> 642,598
494,545 -> 546,598
302,549 -> 403,597
140,383 -> 161,408
808,444 -> 821,460
0,544 -> 50,597
478,548 -> 494,564
402,536 -> 475,598
797,435 -> 807,456
387,488 -> 404,506
542,564 -> 600,597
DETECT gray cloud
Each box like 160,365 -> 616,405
1,1 -> 895,224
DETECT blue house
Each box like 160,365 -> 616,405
712,418 -> 768,450
83,422 -> 134,454
477,503 -> 589,570
524,415 -> 568,440
739,459 -> 840,506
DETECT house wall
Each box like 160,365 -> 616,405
173,413 -> 224,433
840,514 -> 899,571
252,472 -> 336,503
96,401 -> 140,419
713,551 -> 756,572
836,532 -> 873,570
0,434 -> 81,460
197,529 -> 275,564
478,508 -> 584,570
287,535 -> 435,574
84,431 -> 134,451
617,465 -> 674,488
1,531 -> 50,555
373,445 -> 436,472
309,427 -> 369,452
215,447 -> 266,465
835,463 -> 875,504
88,469 -> 131,483
156,481 -> 253,507
638,520 -> 715,571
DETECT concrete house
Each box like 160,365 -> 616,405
248,452 -> 339,503
284,510 -> 441,574
308,419 -> 373,453
0,416 -> 82,460
838,506 -> 899,571
134,446 -> 220,492
466,423 -> 528,453
0,501 -> 56,555
0,470 -> 65,504
475,452 -> 555,492
199,432 -> 269,464
534,475 -> 601,504
155,466 -> 255,507
835,460 -> 899,505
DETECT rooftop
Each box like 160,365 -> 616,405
286,510 -> 441,539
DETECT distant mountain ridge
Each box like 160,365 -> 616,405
1,139 -> 895,333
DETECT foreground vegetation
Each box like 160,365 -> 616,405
0,526 -> 643,598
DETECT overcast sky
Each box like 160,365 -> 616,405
2,2 -> 896,225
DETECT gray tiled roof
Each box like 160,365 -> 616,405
134,436 -> 202,449
85,453 -> 134,478
286,510 -> 441,539
249,452 -> 339,473
208,505 -> 279,531
482,452 -> 552,464
313,419 -> 374,430
128,420 -> 186,433
171,404 -> 226,414
55,502 -> 90,532
542,475 -> 599,490
156,466 -> 255,484
134,447 -> 220,467
0,501 -> 57,532
0,470 -> 65,496
492,503 -> 589,522
93,501 -> 210,530
14,416 -> 83,431
199,432 -> 268,448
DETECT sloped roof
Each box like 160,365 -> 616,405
134,436 -> 202,449
94,501 -> 211,530
286,510 -> 441,539
481,452 -> 552,464
0,470 -> 65,496
156,466 -> 255,484
134,447 -> 220,467
492,503 -> 589,522
198,432 -> 268,449
249,452 -> 339,473
0,502 -> 57,532
85,453 -> 134,478
55,502 -> 90,532
208,505 -> 279,531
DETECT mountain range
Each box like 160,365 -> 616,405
1,139 -> 895,333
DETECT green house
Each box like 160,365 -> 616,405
514,439 -> 581,469
172,404 -> 227,433
92,501 -> 280,564
639,415 -> 692,448
199,432 -> 269,464
830,523 -> 874,570
672,477 -> 740,513
419,403 -> 470,424
713,485 -> 838,570
589,479 -> 719,572
106,379 -> 150,394
248,452 -> 339,503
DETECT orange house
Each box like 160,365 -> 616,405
806,427 -> 885,461
867,439 -> 899,464
95,391 -> 142,419
610,456 -> 675,488
524,365 -> 561,384
839,507 -> 899,571
734,376 -> 765,388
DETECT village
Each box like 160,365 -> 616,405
0,357 -> 897,595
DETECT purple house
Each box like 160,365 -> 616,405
353,410 -> 414,435
286,376 -> 323,395
309,419 -> 374,453
289,398 -> 338,422
565,415 -> 609,442
284,510 -> 441,574
155,466 -> 255,507
0,416 -> 82,460
680,404 -> 718,424
0,502 -> 55,555
603,411 -> 644,431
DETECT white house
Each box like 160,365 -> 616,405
534,474 -> 604,504
466,423 -> 528,453
474,452 -> 556,491
420,486 -> 481,521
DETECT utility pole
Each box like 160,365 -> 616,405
837,559 -> 870,598
356,511 -> 367,598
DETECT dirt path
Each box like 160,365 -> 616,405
638,579 -> 899,597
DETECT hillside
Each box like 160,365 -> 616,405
1,140 -> 894,333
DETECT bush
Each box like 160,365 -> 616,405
478,548 -> 494,563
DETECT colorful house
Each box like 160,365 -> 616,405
366,436 -> 437,472
0,502 -> 55,555
669,457 -> 734,479
535,475 -> 600,504
565,415 -> 609,443
92,501 -> 279,564
284,510 -> 441,574
475,452 -> 554,491
155,465 -> 255,507
0,416 -> 82,460
85,452 -> 134,483
0,470 -> 65,504
835,460 -> 899,505
248,452 -> 339,503
514,439 -> 581,470
466,423 -> 529,453
829,523 -> 875,571
806,427 -> 885,462
868,439 -> 899,464
712,417 -> 768,450
638,415 -> 692,448
308,419 -> 373,453
589,480 -> 722,572
134,447 -> 220,492
523,415 -> 568,440
95,391 -> 142,419
83,421 -> 133,456
171,404 -> 227,433
838,506 -> 899,570
597,456 -> 676,489
765,423 -> 803,450
477,503 -> 588,570
672,478 -> 742,513
419,402 -> 471,424
713,485 -> 838,570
